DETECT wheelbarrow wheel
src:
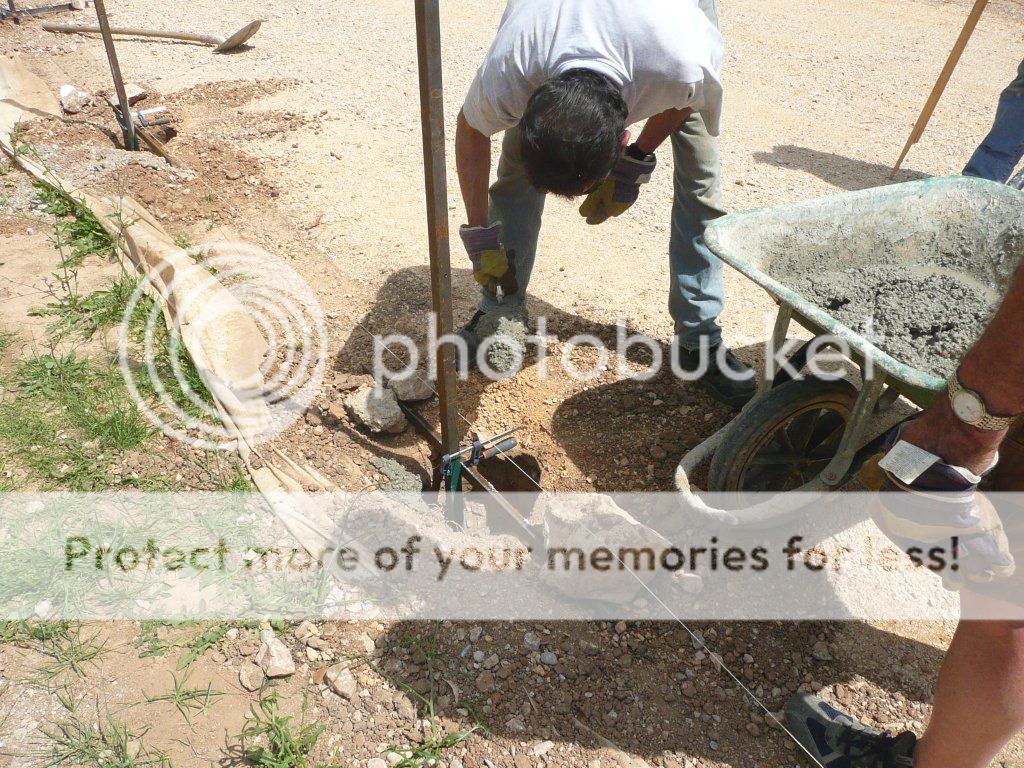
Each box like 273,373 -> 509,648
707,376 -> 859,493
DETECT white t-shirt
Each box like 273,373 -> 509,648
463,0 -> 724,138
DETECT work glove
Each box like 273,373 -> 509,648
860,431 -> 1015,591
459,222 -> 518,300
579,144 -> 657,225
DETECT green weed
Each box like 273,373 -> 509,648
136,622 -> 232,670
0,622 -> 107,681
172,233 -> 192,250
144,667 -> 221,724
0,352 -> 155,488
237,690 -> 336,768
37,691 -> 170,768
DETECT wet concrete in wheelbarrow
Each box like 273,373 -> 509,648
793,265 -> 998,378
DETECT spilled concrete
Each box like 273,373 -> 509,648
475,305 -> 529,373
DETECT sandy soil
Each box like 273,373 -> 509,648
2,0 -> 1024,766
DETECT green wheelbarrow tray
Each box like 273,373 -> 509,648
673,176 -> 1024,526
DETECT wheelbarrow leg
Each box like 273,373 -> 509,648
819,373 -> 888,486
761,304 -> 793,397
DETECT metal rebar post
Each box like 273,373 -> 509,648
414,0 -> 460,466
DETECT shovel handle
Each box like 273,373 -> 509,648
43,21 -> 221,46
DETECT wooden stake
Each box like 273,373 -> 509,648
890,0 -> 989,178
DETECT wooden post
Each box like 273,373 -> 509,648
890,0 -> 989,178
93,0 -> 137,151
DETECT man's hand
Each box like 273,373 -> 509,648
579,146 -> 657,225
459,223 -> 518,299
860,441 -> 1015,590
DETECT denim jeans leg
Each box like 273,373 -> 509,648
480,125 -> 546,312
668,0 -> 726,351
963,58 -> 1024,183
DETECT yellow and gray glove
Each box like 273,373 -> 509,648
459,222 -> 518,300
579,144 -> 657,225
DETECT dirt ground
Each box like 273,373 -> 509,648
2,0 -> 1024,765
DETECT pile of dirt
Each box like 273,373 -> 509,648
794,265 -> 997,377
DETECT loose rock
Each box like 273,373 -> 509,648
387,374 -> 435,402
255,631 -> 295,678
344,386 -> 407,434
238,661 -> 265,691
59,84 -> 91,114
326,665 -> 359,700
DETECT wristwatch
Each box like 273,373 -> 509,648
947,373 -> 1015,431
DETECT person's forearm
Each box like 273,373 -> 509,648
958,266 -> 1024,415
901,265 -> 1024,473
455,109 -> 491,227
635,107 -> 692,154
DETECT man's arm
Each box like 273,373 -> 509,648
455,108 -> 492,227
635,107 -> 692,154
901,265 -> 1024,474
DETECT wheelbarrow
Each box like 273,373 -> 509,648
675,176 -> 1024,523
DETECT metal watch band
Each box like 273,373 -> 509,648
947,375 -> 1016,431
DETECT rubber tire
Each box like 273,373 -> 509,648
707,377 -> 860,493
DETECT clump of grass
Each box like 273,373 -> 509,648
34,183 -> 116,269
0,352 -> 156,489
37,691 -> 170,768
0,329 -> 16,359
127,294 -> 215,413
136,622 -> 233,670
0,622 -> 107,682
237,690 -> 336,768
143,667 -> 221,724
172,233 -> 193,250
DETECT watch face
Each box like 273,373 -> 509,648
952,390 -> 984,424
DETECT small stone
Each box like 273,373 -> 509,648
359,634 -> 376,654
473,650 -> 485,663
326,665 -> 358,700
367,759 -> 388,768
649,445 -> 668,460
387,374 -> 435,402
255,631 -> 295,678
386,753 -> 403,766
226,628 -> 239,641
469,626 -> 483,642
812,641 -> 833,661
614,621 -> 627,634
345,386 -> 407,434
475,671 -> 495,692
295,620 -> 317,641
523,631 -> 541,652
539,651 -> 558,666
238,661 -> 264,691
59,84 -> 91,114
532,741 -> 554,757
482,653 -> 499,669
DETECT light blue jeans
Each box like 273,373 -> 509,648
482,0 -> 726,351
963,57 -> 1024,183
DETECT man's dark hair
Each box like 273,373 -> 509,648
519,68 -> 627,197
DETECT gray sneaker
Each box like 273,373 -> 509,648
785,693 -> 917,767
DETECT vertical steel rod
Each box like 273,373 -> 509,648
93,0 -> 137,151
414,0 -> 460,459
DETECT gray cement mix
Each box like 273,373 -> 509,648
727,183 -> 1024,380
793,265 -> 996,378
369,457 -> 423,492
475,305 -> 529,373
